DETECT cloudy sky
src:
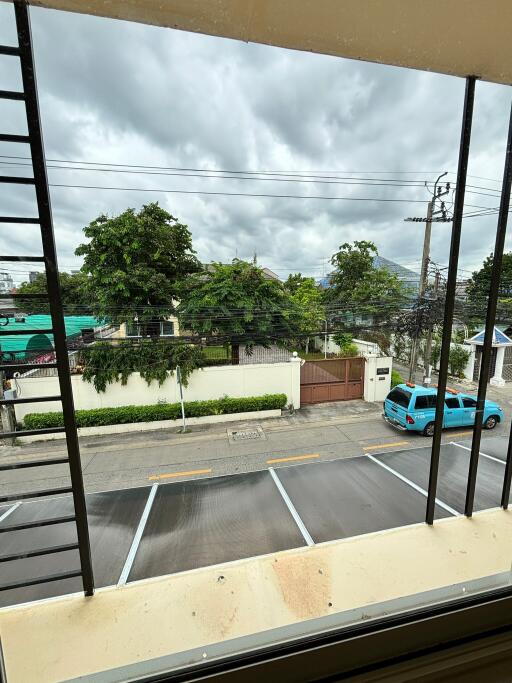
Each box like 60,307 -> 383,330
0,4 -> 511,286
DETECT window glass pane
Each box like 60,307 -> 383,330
445,397 -> 460,408
414,395 -> 437,409
387,388 -> 411,408
161,321 -> 175,336
462,397 -> 477,408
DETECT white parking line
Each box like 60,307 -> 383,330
268,467 -> 314,546
451,441 -> 505,466
117,484 -> 158,586
0,502 -> 21,524
366,454 -> 460,517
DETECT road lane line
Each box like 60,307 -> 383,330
363,441 -> 409,452
366,454 -> 460,517
449,431 -> 473,438
148,468 -> 212,481
117,484 -> 158,586
267,454 -> 320,465
268,467 -> 314,546
451,441 -> 505,465
0,502 -> 20,524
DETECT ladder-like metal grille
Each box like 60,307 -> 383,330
0,1 -> 94,596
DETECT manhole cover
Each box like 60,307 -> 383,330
227,426 -> 266,444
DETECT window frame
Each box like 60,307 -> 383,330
134,586 -> 512,682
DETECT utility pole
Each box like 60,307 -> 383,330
405,172 -> 449,383
408,200 -> 433,382
423,269 -> 441,384
0,372 -> 15,446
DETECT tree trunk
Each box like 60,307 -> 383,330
305,337 -> 310,354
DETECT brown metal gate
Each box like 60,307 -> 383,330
300,357 -> 364,404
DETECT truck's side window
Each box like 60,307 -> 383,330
415,395 -> 437,409
462,397 -> 477,408
445,397 -> 460,409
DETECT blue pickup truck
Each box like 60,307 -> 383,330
383,383 -> 504,437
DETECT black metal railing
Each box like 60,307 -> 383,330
426,77 -> 512,523
0,1 -> 94,596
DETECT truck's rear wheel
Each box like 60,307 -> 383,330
423,422 -> 435,437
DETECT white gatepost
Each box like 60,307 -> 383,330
490,346 -> 506,386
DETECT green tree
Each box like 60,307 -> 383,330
16,271 -> 88,315
284,274 -> 324,352
326,241 -> 410,324
467,252 -> 512,304
178,259 -> 301,363
75,203 -> 200,334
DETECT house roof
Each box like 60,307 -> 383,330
0,315 -> 99,357
468,326 -> 512,346
30,1 -> 512,85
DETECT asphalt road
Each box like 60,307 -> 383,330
1,404 -> 509,497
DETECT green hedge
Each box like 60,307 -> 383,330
23,394 -> 288,430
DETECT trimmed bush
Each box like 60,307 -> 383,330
23,394 -> 288,430
391,369 -> 403,388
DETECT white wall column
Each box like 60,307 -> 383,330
490,346 -> 506,386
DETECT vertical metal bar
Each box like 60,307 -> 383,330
466,100 -> 512,516
425,76 -> 476,525
14,1 -> 94,596
502,421 -> 512,508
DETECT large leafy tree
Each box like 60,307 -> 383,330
178,259 -> 301,363
326,240 -> 410,326
466,251 -> 512,321
16,271 -> 88,316
284,273 -> 324,352
75,203 -> 200,334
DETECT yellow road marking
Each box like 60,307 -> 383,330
267,453 -> 320,465
149,468 -> 211,481
448,431 -> 473,438
363,441 -> 409,451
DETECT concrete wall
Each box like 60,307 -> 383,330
364,354 -> 393,402
14,360 -> 302,422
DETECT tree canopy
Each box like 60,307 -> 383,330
178,259 -> 301,361
75,203 -> 200,333
466,251 -> 512,309
326,240 -> 410,325
284,273 -> 324,351
16,271 -> 88,316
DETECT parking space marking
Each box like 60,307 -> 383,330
117,484 -> 158,586
366,454 -> 460,517
0,502 -> 21,524
363,441 -> 409,452
449,431 -> 473,438
268,467 -> 314,546
451,441 -> 505,466
267,454 -> 319,465
148,468 -> 212,481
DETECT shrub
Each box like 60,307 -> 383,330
391,369 -> 403,388
449,344 -> 470,378
23,394 -> 288,430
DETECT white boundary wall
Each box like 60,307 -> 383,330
14,360 -> 302,422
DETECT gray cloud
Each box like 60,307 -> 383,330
0,3 -> 510,286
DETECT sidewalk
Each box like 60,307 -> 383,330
1,399 -> 384,456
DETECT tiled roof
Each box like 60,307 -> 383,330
468,326 -> 512,346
